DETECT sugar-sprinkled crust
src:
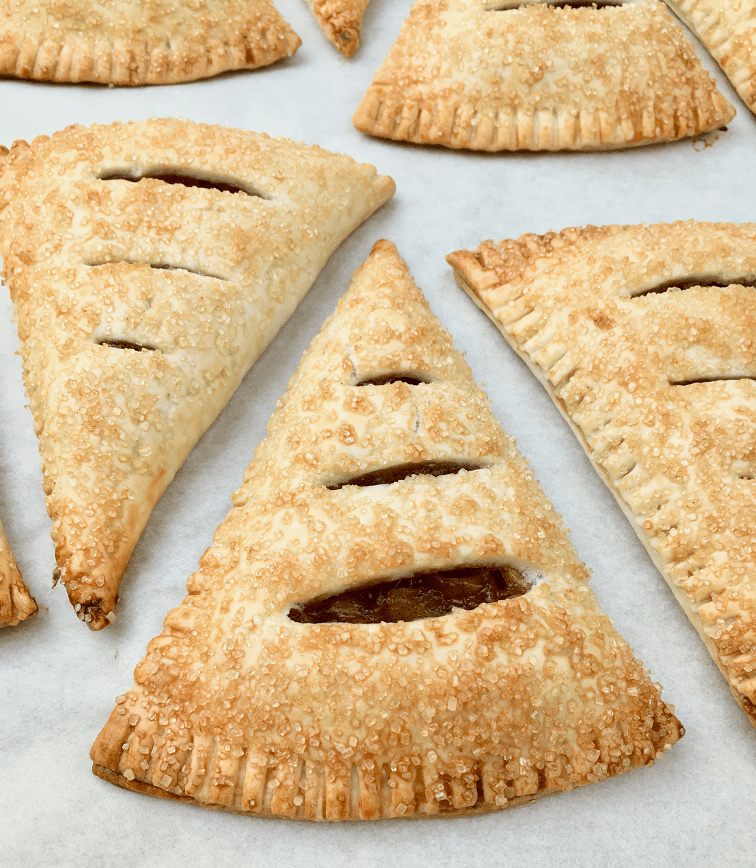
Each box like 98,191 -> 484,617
0,516 -> 36,628
0,0 -> 300,85
0,118 -> 395,631
447,221 -> 756,727
304,0 -> 371,57
353,0 -> 734,151
91,240 -> 682,820
665,0 -> 756,116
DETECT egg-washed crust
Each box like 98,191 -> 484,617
0,118 -> 394,631
353,0 -> 734,151
304,0 -> 371,57
665,0 -> 756,116
0,0 -> 300,85
0,516 -> 36,628
91,240 -> 682,821
447,221 -> 756,728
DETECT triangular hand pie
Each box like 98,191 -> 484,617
353,0 -> 734,151
91,240 -> 682,820
304,0 -> 371,57
448,221 -> 756,727
665,0 -> 756,116
0,0 -> 301,85
0,516 -> 36,628
0,118 -> 394,630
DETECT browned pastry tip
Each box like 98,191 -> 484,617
305,0 -> 371,56
0,518 -> 36,628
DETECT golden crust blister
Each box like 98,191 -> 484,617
665,0 -> 756,115
0,0 -> 300,85
447,220 -> 756,727
304,0 -> 371,57
0,118 -> 394,631
353,0 -> 734,151
91,240 -> 682,821
0,516 -> 36,628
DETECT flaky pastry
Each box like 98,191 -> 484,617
91,240 -> 682,820
0,0 -> 300,85
353,0 -> 734,151
0,118 -> 394,630
448,221 -> 756,727
304,0 -> 371,56
665,0 -> 756,116
0,516 -> 36,628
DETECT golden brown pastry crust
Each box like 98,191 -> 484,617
91,240 -> 682,820
0,0 -> 300,85
0,516 -> 36,628
665,0 -> 756,115
447,221 -> 756,727
304,0 -> 370,57
353,0 -> 735,151
0,118 -> 394,630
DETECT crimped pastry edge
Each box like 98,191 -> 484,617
0,22 -> 301,85
92,762 -> 553,820
354,91 -> 735,152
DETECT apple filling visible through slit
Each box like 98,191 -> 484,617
98,339 -> 157,352
356,374 -> 431,386
288,564 -> 532,624
630,274 -> 756,296
326,460 -> 485,490
98,170 -> 263,198
490,0 -> 624,10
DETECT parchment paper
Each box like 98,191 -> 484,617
1,2 -> 755,865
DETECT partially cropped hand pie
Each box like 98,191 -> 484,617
448,221 -> 756,728
304,0 -> 372,57
665,0 -> 756,116
353,0 -> 734,151
0,0 -> 301,85
0,118 -> 394,630
91,240 -> 682,820
0,516 -> 36,629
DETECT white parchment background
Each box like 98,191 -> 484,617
1,1 -> 755,866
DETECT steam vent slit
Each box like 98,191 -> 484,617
325,460 -> 485,490
288,565 -> 533,624
85,260 -> 230,282
630,274 -> 756,297
97,169 -> 266,198
97,339 -> 158,352
490,0 -> 625,11
669,375 -> 756,387
355,373 -> 432,386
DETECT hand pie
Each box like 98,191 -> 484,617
665,0 -> 756,115
91,240 -> 682,820
353,0 -> 734,151
0,0 -> 300,85
0,118 -> 395,631
304,0 -> 371,57
0,516 -> 36,628
448,221 -> 756,727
